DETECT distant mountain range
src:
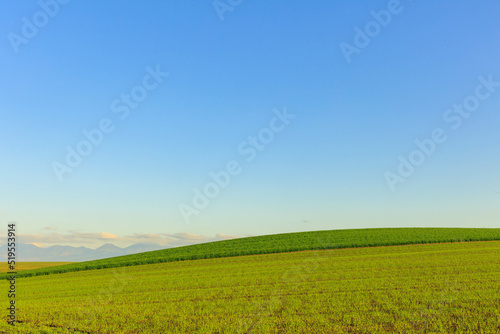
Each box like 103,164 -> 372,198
0,243 -> 165,262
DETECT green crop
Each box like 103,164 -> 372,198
5,227 -> 500,279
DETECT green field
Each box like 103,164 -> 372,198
6,227 -> 500,279
0,263 -> 73,274
1,239 -> 500,333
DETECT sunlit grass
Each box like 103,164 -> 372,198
1,241 -> 499,333
0,262 -> 74,273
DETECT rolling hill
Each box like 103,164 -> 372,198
6,227 -> 500,279
2,238 -> 499,333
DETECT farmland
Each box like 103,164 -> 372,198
5,227 -> 500,279
0,263 -> 73,273
1,239 -> 499,333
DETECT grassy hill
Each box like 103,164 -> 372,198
7,227 -> 500,279
2,240 -> 499,333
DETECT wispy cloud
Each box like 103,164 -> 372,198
168,233 -> 207,241
69,232 -> 119,240
215,233 -> 239,240
27,242 -> 45,248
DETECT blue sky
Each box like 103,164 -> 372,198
1,0 -> 499,248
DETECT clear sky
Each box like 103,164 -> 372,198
1,0 -> 499,248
